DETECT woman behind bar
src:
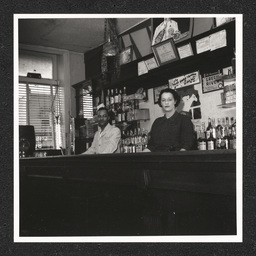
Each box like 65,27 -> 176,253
143,88 -> 194,152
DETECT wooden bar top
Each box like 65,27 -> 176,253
20,149 -> 236,196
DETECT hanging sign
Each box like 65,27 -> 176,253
169,71 -> 200,89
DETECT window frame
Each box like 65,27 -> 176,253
19,49 -> 58,80
18,50 -> 64,150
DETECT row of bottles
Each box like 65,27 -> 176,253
105,87 -> 142,126
197,117 -> 236,150
120,128 -> 149,153
92,87 -> 127,117
105,87 -> 127,109
108,99 -> 140,126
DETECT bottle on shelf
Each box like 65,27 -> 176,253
122,130 -> 128,153
206,117 -> 212,141
143,129 -> 149,150
215,118 -> 223,149
100,89 -> 104,105
224,117 -> 231,149
110,89 -> 114,106
118,89 -> 122,104
228,117 -> 233,149
122,86 -> 127,102
121,103 -> 126,122
114,88 -> 119,105
221,125 -> 229,149
229,127 -> 234,150
230,117 -> 236,128
117,105 -> 122,123
136,127 -> 141,147
228,117 -> 236,149
120,130 -> 127,153
129,130 -> 136,153
211,118 -> 217,139
197,122 -> 207,150
108,105 -> 115,126
231,126 -> 236,149
219,118 -> 227,149
207,129 -> 215,150
105,89 -> 110,109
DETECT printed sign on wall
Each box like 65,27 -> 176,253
169,71 -> 200,89
202,70 -> 223,93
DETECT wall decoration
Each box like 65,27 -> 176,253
202,70 -> 224,93
222,66 -> 233,75
153,84 -> 169,104
119,46 -> 133,65
144,57 -> 158,70
196,29 -> 227,54
176,86 -> 201,120
152,38 -> 179,66
169,71 -> 200,89
151,18 -> 194,45
177,43 -> 194,59
196,35 -> 211,54
209,30 -> 227,51
138,61 -> 148,76
215,17 -> 234,27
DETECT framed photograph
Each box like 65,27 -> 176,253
119,46 -> 133,65
152,38 -> 179,66
153,84 -> 169,104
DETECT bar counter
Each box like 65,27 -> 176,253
20,149 -> 236,236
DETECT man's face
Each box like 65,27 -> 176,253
97,109 -> 109,128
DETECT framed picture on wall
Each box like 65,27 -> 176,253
152,38 -> 179,66
119,46 -> 133,65
153,84 -> 169,104
151,18 -> 194,45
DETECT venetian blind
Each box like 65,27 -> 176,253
82,92 -> 93,119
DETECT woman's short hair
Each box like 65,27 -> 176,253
158,88 -> 181,108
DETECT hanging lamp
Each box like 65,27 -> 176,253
103,19 -> 118,56
101,18 -> 120,79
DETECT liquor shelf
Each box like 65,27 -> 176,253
20,150 -> 236,236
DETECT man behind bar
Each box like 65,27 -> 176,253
82,107 -> 121,154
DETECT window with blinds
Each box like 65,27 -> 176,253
19,82 -> 65,149
19,50 -> 65,150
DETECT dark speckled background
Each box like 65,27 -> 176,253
1,0 -> 255,255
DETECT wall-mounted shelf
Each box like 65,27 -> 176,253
106,20 -> 235,94
84,19 -> 235,97
217,102 -> 236,108
216,74 -> 236,82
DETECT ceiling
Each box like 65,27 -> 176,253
18,18 -> 146,53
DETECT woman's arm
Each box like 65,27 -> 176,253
146,121 -> 157,152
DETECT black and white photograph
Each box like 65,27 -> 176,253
14,14 -> 242,243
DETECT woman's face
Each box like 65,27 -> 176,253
161,92 -> 176,112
